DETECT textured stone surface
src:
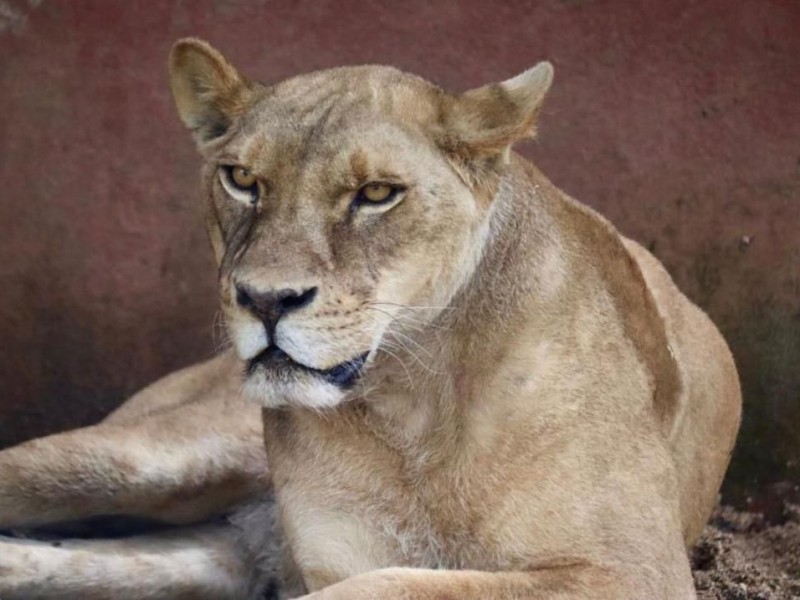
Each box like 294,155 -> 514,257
0,0 -> 798,498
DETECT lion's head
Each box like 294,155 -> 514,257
169,39 -> 552,409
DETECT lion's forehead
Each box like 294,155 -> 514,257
239,66 -> 446,146
270,66 -> 443,117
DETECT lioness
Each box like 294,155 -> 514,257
0,39 -> 740,599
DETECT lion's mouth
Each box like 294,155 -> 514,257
247,346 -> 369,388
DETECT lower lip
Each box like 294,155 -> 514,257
248,347 -> 368,388
323,353 -> 368,387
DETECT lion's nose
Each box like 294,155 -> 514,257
235,284 -> 318,337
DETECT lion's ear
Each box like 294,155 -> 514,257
169,38 -> 260,144
445,61 -> 554,157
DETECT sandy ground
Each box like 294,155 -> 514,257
691,503 -> 800,599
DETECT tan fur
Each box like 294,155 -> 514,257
0,39 -> 740,599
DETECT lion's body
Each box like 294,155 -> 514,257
261,156 -> 740,598
0,40 -> 740,600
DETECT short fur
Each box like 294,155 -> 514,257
0,39 -> 740,599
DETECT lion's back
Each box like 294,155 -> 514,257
623,238 -> 741,546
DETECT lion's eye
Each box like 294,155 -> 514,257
362,184 -> 393,202
353,183 -> 404,209
220,165 -> 260,204
231,166 -> 256,189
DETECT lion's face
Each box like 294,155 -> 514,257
206,71 -> 490,408
170,39 -> 552,408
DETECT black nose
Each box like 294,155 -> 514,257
235,284 -> 318,337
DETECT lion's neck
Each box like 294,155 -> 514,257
360,153 -> 679,467
363,156 -> 569,460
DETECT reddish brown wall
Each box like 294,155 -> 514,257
1,0 -> 798,499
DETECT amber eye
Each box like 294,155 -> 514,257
231,166 -> 257,190
353,183 -> 404,209
220,165 -> 260,204
362,183 -> 393,202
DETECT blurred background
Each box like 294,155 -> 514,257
0,0 -> 797,506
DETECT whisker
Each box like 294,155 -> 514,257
376,345 -> 416,389
388,329 -> 434,358
211,310 -> 232,355
370,302 -> 456,312
365,304 -> 452,333
384,332 -> 444,377
361,313 -> 419,389
365,307 -> 427,335
363,308 -> 447,379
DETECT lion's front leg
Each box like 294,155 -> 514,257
295,563 -> 695,600
0,379 -> 266,529
0,520 -> 274,600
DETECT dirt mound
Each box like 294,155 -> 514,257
692,504 -> 800,599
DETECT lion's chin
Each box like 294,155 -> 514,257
241,347 -> 368,410
243,370 -> 348,409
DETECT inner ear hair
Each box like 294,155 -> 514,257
445,61 -> 554,159
169,37 -> 262,144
